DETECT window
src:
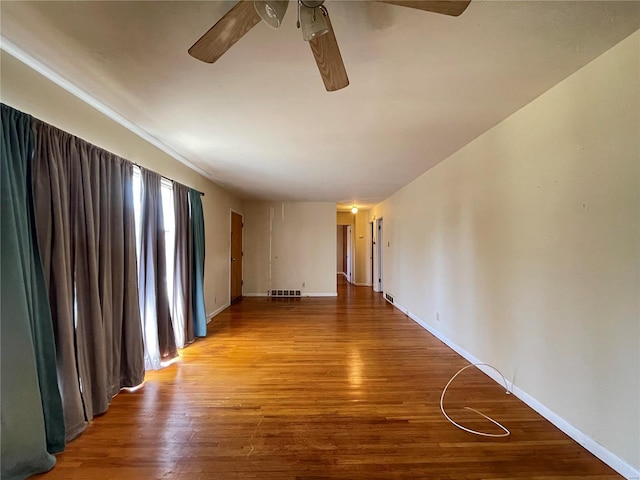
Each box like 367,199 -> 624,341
132,166 -> 175,314
160,177 -> 175,313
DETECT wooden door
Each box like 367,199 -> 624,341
230,211 -> 243,304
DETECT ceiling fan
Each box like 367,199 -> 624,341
188,0 -> 471,92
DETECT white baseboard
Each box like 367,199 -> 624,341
339,272 -> 352,282
206,303 -> 230,323
392,301 -> 639,480
243,292 -> 338,298
354,282 -> 372,287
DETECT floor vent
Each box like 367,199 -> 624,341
269,289 -> 302,297
385,293 -> 394,304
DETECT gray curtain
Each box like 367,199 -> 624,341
96,149 -> 145,395
31,119 -> 145,441
138,168 -> 177,366
172,183 -> 194,348
1,104 -> 64,479
190,189 -> 207,337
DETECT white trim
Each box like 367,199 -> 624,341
244,292 -> 338,297
392,301 -> 640,480
368,221 -> 374,288
0,38 -> 213,182
346,225 -> 352,284
206,304 -> 230,323
354,282 -> 372,287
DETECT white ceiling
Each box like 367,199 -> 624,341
1,1 -> 638,210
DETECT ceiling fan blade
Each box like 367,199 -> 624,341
188,0 -> 261,63
309,9 -> 349,92
380,0 -> 471,16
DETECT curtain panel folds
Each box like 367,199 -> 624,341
189,189 -> 207,337
1,104 -> 64,479
172,183 -> 194,348
31,119 -> 145,441
138,168 -> 178,368
1,104 -> 208,479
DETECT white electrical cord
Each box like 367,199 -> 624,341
440,363 -> 511,438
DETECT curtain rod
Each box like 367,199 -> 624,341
134,163 -> 205,197
160,173 -> 205,197
1,104 -> 206,196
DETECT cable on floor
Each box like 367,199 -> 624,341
440,363 -> 511,438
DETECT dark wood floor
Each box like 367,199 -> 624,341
37,276 -> 621,479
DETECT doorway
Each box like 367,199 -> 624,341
230,210 -> 243,304
337,225 -> 347,277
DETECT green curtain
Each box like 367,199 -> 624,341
189,189 -> 206,337
1,104 -> 65,479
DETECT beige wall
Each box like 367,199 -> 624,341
353,211 -> 372,286
336,211 -> 353,226
370,31 -> 639,470
244,202 -> 337,296
0,51 -> 244,317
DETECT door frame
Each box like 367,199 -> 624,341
346,225 -> 352,283
229,209 -> 244,304
374,217 -> 383,293
370,221 -> 374,287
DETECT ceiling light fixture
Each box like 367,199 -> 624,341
351,206 -> 358,214
254,0 -> 289,29
298,1 -> 329,41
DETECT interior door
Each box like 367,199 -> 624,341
230,211 -> 243,304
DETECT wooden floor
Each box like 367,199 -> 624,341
37,276 -> 621,480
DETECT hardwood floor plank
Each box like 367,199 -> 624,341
35,277 -> 621,479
